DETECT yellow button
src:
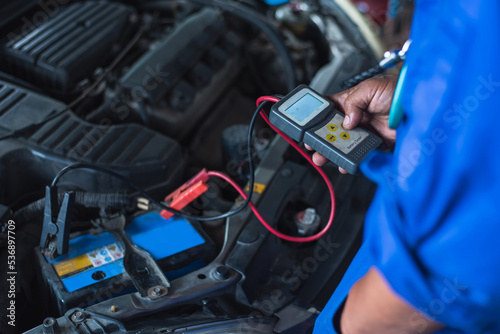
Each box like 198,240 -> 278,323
340,132 -> 350,140
326,134 -> 337,142
340,122 -> 345,129
327,123 -> 338,132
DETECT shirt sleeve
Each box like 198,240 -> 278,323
360,0 -> 500,332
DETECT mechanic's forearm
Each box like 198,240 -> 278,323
340,267 -> 444,334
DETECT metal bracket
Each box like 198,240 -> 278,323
100,214 -> 171,299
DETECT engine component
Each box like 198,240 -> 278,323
23,111 -> 185,192
35,211 -> 216,314
295,207 -> 321,236
0,81 -> 65,138
115,7 -> 242,138
0,1 -> 137,95
0,81 -> 185,199
189,0 -> 297,91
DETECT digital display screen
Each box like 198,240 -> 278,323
284,93 -> 324,123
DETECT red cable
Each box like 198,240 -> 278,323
207,96 -> 336,243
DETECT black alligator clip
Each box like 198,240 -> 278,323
39,186 -> 75,260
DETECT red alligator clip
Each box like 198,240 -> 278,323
160,169 -> 210,220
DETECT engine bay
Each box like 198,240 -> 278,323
0,0 -> 382,332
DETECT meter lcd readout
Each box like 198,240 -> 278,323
283,92 -> 325,124
269,85 -> 382,174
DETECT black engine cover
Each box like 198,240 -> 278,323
0,81 -> 185,203
0,1 -> 137,93
117,8 -> 242,139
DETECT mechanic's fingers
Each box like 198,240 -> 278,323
329,86 -> 368,130
329,89 -> 352,114
304,144 -> 313,151
342,89 -> 369,130
312,152 -> 329,166
308,148 -> 349,173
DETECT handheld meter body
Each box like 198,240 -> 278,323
269,85 -> 382,174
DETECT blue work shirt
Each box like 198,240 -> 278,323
315,0 -> 500,333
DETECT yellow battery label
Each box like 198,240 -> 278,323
53,254 -> 93,278
52,243 -> 124,279
245,183 -> 266,194
236,183 -> 267,206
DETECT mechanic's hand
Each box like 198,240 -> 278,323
307,75 -> 398,173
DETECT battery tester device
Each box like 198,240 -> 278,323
269,85 -> 382,174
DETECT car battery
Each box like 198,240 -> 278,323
35,211 -> 216,314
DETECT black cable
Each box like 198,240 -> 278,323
50,102 -> 270,222
343,42 -> 410,88
0,26 -> 145,143
13,192 -> 134,223
343,64 -> 385,88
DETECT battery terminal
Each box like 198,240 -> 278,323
294,208 -> 320,236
